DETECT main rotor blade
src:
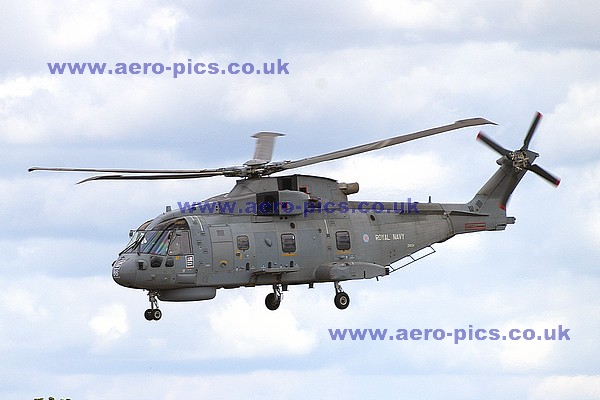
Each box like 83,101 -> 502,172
476,132 -> 511,156
29,166 -> 223,174
521,112 -> 542,151
266,117 -> 495,173
527,164 -> 560,187
76,171 -> 227,184
245,131 -> 285,166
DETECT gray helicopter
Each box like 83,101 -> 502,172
29,113 -> 559,321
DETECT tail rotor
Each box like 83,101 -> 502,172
477,112 -> 560,187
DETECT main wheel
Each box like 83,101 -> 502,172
152,309 -> 162,321
265,293 -> 281,311
334,292 -> 350,310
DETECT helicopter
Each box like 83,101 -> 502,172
29,113 -> 559,321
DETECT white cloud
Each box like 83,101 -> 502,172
46,2 -> 112,49
367,0 -> 461,31
223,80 -> 295,121
0,275 -> 129,356
0,75 -> 59,143
89,303 -> 129,348
529,375 -> 600,400
497,318 -> 562,371
207,293 -> 316,357
0,286 -> 49,322
2,1 -> 600,399
291,152 -> 450,201
546,82 -> 600,161
0,75 -> 58,99
147,7 -> 186,34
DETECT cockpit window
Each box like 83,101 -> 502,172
140,230 -> 171,255
121,218 -> 192,255
137,220 -> 152,231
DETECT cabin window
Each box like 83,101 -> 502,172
336,231 -> 351,251
237,235 -> 250,251
281,233 -> 296,253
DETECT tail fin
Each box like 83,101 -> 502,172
467,112 -> 560,217
469,157 -> 527,215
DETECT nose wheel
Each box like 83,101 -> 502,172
144,290 -> 162,321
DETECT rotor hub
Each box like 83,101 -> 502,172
509,151 -> 530,171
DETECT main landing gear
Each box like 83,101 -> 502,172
144,290 -> 162,321
334,282 -> 350,310
265,284 -> 282,311
263,282 -> 351,310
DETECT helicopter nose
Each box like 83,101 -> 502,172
112,256 -> 137,288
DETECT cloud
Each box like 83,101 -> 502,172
0,75 -> 59,144
207,293 -> 317,358
290,152 -> 450,202
529,375 -> 600,400
546,82 -> 600,162
367,0 -> 462,31
496,318 -> 563,371
89,303 -> 129,349
45,2 -> 113,50
0,275 -> 129,357
2,1 -> 599,399
223,80 -> 295,121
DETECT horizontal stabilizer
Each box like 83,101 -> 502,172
448,210 -> 490,217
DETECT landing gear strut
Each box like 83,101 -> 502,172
334,282 -> 350,310
265,284 -> 282,311
144,290 -> 162,321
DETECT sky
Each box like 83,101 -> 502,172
1,1 -> 600,399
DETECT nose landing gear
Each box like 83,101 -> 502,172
144,290 -> 162,321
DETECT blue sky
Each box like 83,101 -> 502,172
1,1 -> 600,399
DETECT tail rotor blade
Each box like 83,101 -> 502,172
477,132 -> 511,156
527,164 -> 560,187
522,112 -> 542,150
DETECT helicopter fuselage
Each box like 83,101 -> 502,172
112,173 -> 509,306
